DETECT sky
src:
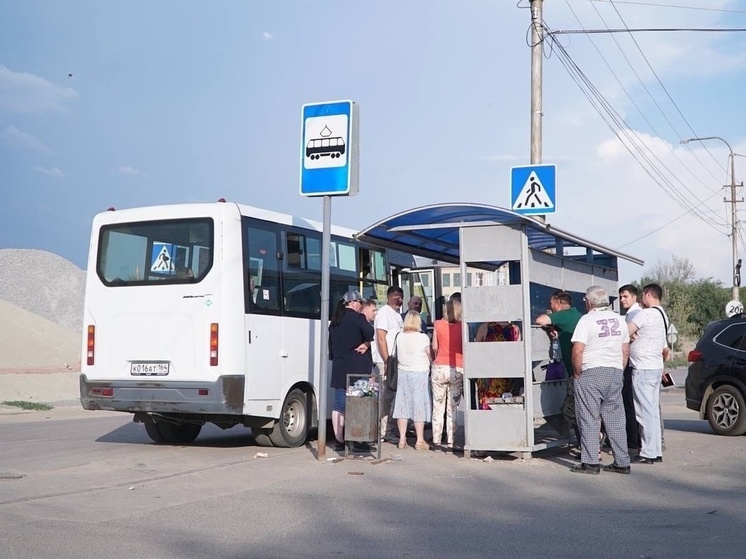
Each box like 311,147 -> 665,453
2,0 -> 746,289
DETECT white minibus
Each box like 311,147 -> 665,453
80,201 -> 395,446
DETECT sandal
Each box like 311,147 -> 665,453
397,441 -> 407,449
415,441 -> 429,451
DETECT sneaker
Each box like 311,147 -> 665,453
603,462 -> 631,474
570,463 -> 600,475
634,455 -> 662,464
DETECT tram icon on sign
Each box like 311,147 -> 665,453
305,124 -> 346,161
305,136 -> 346,160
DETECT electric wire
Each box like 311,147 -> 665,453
564,0 -> 726,226
542,27 -> 727,232
604,0 -> 728,183
617,189 -> 725,248
589,0 -> 746,15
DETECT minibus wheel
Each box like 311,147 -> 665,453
157,421 -> 202,444
143,417 -> 166,443
252,427 -> 273,447
268,388 -> 309,448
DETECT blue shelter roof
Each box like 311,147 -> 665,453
354,203 -> 643,267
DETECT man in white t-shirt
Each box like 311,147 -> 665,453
570,286 -> 631,475
374,286 -> 404,443
628,283 -> 669,464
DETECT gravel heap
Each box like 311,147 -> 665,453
0,249 -> 86,331
0,298 -> 82,370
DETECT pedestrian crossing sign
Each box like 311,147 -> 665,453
510,164 -> 556,216
151,243 -> 174,274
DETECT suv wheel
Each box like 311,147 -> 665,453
706,385 -> 746,436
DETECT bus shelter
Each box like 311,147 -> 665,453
355,203 -> 643,457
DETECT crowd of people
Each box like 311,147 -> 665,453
535,284 -> 670,474
328,286 -> 465,452
328,281 -> 670,471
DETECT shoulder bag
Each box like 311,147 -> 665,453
653,306 -> 675,387
385,333 -> 400,392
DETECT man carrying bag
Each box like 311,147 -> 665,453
374,286 -> 404,444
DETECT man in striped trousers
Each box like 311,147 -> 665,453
569,286 -> 632,475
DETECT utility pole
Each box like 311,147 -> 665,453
681,136 -> 741,301
530,0 -> 545,222
728,151 -> 741,301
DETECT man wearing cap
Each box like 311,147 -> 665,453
328,290 -> 374,448
375,286 -> 404,443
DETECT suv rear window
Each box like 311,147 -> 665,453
713,323 -> 746,351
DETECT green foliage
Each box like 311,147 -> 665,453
2,400 -> 54,411
636,256 -> 731,342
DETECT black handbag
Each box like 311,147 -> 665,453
385,333 -> 400,392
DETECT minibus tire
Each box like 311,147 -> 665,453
268,388 -> 309,448
157,421 -> 202,444
252,427 -> 274,447
144,418 -> 166,443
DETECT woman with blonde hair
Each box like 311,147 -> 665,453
392,310 -> 433,450
431,298 -> 463,449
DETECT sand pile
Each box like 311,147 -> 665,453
0,248 -> 86,331
0,249 -> 84,371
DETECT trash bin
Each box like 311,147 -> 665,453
344,373 -> 381,459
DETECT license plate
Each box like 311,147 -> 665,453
130,362 -> 170,376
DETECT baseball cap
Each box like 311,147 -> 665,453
342,289 -> 364,303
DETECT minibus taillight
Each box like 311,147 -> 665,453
87,325 -> 95,365
210,323 -> 219,366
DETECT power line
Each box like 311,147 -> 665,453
549,27 -> 746,36
617,189 -> 725,249
542,30 -> 728,233
589,0 -> 746,15
606,0 -> 729,182
565,0 -> 726,224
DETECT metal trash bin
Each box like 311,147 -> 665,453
344,373 -> 381,459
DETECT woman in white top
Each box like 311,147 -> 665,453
392,311 -> 433,450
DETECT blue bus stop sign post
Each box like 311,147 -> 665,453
510,164 -> 557,216
299,100 -> 359,461
300,100 -> 359,197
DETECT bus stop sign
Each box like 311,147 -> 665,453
300,100 -> 359,197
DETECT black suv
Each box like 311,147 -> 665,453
686,315 -> 746,436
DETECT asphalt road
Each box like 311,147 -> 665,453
1,373 -> 745,559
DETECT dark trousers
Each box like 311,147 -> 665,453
622,365 -> 640,449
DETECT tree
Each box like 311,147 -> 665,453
635,256 -> 730,341
645,255 -> 696,285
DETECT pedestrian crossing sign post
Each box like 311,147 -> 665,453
510,164 -> 557,216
